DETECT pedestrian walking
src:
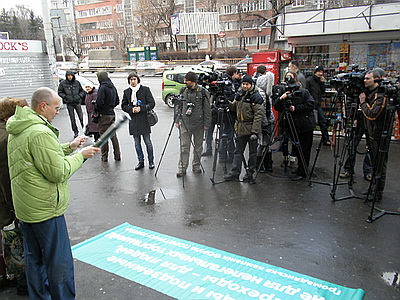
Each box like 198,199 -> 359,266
95,71 -> 121,162
58,70 -> 85,138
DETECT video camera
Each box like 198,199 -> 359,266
273,81 -> 301,107
330,65 -> 366,98
377,79 -> 400,103
198,70 -> 230,109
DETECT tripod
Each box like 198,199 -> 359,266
309,91 -> 344,187
271,104 -> 312,184
330,95 -> 364,201
155,98 -> 205,188
365,97 -> 400,222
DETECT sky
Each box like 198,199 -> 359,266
1,0 -> 45,17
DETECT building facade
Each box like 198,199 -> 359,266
75,0 -> 125,56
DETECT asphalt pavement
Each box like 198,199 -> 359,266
1,75 -> 399,299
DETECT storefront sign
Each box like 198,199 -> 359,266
72,223 -> 365,300
0,40 -> 44,53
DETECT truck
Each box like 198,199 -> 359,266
79,49 -> 127,73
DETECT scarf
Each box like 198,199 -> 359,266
130,83 -> 141,105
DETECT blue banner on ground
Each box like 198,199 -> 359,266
72,223 -> 365,300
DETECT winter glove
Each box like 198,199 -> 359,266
250,134 -> 258,141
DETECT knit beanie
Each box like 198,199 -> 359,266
314,65 -> 324,72
97,71 -> 109,83
241,74 -> 254,85
185,71 -> 197,82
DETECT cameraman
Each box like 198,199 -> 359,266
274,70 -> 316,181
223,75 -> 264,183
175,72 -> 211,177
359,70 -> 388,201
306,65 -> 330,145
218,66 -> 241,163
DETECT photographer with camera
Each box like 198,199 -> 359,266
175,72 -> 211,177
359,70 -> 388,201
274,70 -> 316,181
223,75 -> 264,183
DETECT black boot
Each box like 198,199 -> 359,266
264,152 -> 273,173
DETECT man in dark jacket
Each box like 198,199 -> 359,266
306,65 -> 330,145
175,71 -> 211,177
95,71 -> 121,162
58,70 -> 85,138
359,70 -> 388,201
223,75 -> 264,183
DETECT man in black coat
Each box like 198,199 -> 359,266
306,65 -> 330,145
58,70 -> 85,137
95,71 -> 121,162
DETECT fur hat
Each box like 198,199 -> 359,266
0,97 -> 28,120
241,74 -> 254,85
184,71 -> 197,82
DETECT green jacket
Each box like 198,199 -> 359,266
6,106 -> 84,223
230,86 -> 264,137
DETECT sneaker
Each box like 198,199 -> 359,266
323,140 -> 331,146
365,192 -> 383,202
135,162 -> 145,170
149,162 -> 155,169
223,173 -> 239,181
339,171 -> 351,178
193,168 -> 202,173
364,173 -> 372,181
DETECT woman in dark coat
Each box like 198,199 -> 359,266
121,72 -> 156,170
84,85 -> 100,141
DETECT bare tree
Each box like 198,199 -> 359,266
62,19 -> 82,59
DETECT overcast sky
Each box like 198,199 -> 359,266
1,0 -> 45,17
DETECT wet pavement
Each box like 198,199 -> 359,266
1,77 -> 399,299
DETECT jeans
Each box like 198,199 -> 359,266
230,135 -> 258,176
66,104 -> 84,136
134,134 -> 154,163
20,215 -> 75,300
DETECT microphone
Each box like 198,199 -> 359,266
137,100 -> 142,107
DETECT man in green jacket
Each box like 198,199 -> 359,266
224,75 -> 264,183
7,87 -> 100,299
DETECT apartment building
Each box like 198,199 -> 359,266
75,0 -> 125,56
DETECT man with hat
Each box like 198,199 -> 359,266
306,65 -> 330,145
223,75 -> 264,183
175,71 -> 211,177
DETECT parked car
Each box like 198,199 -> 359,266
55,61 -> 79,72
197,60 -> 229,71
124,60 -> 169,76
234,58 -> 252,74
54,69 -> 97,89
162,67 -> 209,108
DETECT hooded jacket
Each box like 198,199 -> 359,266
6,106 -> 84,223
95,73 -> 119,115
58,70 -> 85,105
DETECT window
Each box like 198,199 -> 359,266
292,0 -> 305,7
